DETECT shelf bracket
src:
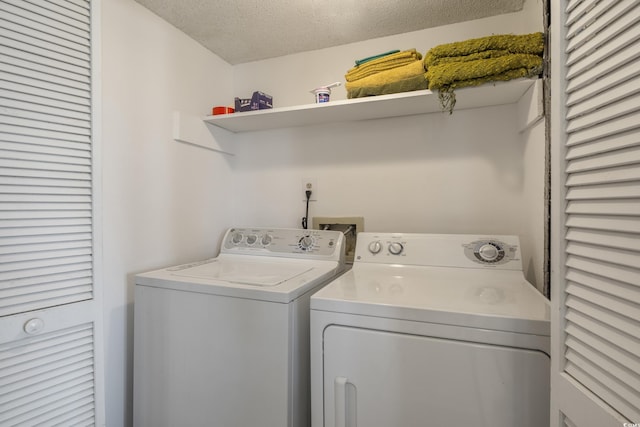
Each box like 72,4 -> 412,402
517,79 -> 544,133
173,111 -> 234,155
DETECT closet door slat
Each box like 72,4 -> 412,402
566,34 -> 640,93
0,1 -> 88,39
566,128 -> 640,160
566,3 -> 640,67
566,0 -> 638,57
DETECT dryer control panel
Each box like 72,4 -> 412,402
222,227 -> 345,261
462,239 -> 518,266
355,232 -> 522,270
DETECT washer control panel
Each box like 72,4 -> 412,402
222,227 -> 345,260
355,232 -> 522,270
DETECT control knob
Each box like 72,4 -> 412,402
231,232 -> 243,244
388,242 -> 404,255
261,234 -> 273,246
246,234 -> 257,245
368,240 -> 382,254
478,243 -> 499,261
299,235 -> 314,250
473,241 -> 506,263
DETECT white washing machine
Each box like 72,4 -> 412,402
310,232 -> 550,427
134,227 -> 345,427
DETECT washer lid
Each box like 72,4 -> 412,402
310,263 -> 550,336
169,258 -> 312,286
136,254 -> 342,303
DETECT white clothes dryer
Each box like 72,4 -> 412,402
310,232 -> 550,427
134,227 -> 345,427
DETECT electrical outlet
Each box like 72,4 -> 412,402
301,178 -> 317,201
313,216 -> 364,263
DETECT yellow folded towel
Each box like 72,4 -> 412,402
424,32 -> 544,68
346,60 -> 426,92
347,74 -> 428,99
346,49 -> 422,82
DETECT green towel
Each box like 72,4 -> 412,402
426,49 -> 513,67
426,53 -> 543,113
424,32 -> 544,67
426,53 -> 543,91
423,32 -> 545,113
355,50 -> 400,66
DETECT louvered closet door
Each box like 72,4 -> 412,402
0,0 -> 103,425
550,0 -> 640,426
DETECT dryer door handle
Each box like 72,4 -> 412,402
334,376 -> 357,427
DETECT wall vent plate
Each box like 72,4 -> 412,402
312,216 -> 364,263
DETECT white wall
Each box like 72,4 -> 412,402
100,0 -> 546,425
101,1 -> 235,425
230,0 -> 546,288
233,0 -> 544,107
230,104 -> 546,285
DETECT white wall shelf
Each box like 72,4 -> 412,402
203,79 -> 538,133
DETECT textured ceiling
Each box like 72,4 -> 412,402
134,0 -> 526,65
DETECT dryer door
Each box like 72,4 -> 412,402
323,325 -> 549,427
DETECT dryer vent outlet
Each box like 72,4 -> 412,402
312,216 -> 364,263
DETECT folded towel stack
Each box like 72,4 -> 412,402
345,49 -> 428,99
424,32 -> 544,112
